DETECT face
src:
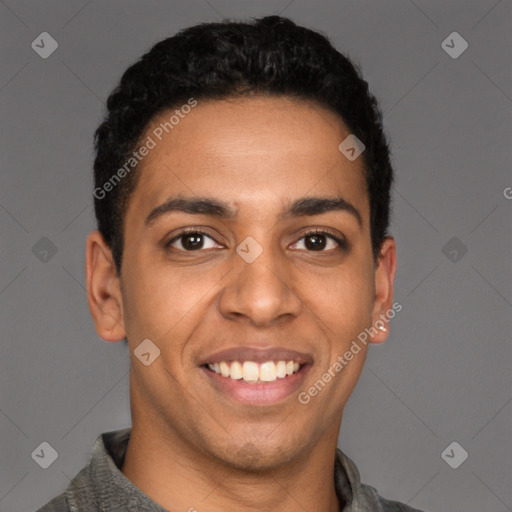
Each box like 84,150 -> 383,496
86,95 -> 396,471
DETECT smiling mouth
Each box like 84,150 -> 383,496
203,360 -> 304,384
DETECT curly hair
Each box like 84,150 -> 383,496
93,15 -> 393,273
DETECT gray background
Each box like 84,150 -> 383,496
0,1 -> 510,511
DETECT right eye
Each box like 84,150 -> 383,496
165,230 -> 222,252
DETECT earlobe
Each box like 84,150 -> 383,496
369,236 -> 397,344
85,230 -> 126,342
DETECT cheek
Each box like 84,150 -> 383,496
121,260 -> 222,341
299,261 -> 374,333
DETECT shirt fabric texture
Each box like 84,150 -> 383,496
36,428 -> 424,512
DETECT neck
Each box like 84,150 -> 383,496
121,420 -> 343,512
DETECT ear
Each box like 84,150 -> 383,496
85,230 -> 126,342
369,236 -> 397,344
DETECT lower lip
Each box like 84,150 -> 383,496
201,365 -> 312,405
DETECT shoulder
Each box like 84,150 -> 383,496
35,429 -> 128,511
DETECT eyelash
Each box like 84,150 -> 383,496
165,227 -> 347,252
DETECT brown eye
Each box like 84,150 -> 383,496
292,230 -> 346,252
166,231 -> 220,251
181,233 -> 205,250
304,233 -> 328,251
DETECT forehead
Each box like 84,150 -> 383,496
127,96 -> 369,221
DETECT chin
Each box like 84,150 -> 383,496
209,437 -> 303,473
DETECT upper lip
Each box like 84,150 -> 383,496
199,346 -> 314,366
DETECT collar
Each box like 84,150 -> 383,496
69,428 -> 384,511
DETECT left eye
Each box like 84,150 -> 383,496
291,231 -> 343,251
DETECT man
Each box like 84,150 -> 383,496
38,15 -> 424,512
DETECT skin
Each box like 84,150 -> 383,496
85,96 -> 396,512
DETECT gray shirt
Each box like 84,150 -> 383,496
36,429 -> 424,512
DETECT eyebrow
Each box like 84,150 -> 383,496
144,195 -> 362,227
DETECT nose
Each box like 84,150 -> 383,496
218,241 -> 303,327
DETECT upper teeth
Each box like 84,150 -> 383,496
207,360 -> 301,383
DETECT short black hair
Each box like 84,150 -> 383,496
93,15 -> 393,273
